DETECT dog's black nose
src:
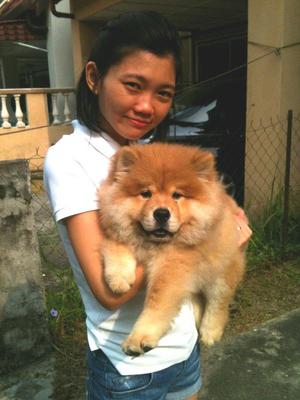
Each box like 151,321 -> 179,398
153,208 -> 170,224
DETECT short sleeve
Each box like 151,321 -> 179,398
44,144 -> 99,222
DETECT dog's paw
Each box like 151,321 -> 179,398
102,240 -> 137,294
106,269 -> 136,294
122,334 -> 158,356
104,252 -> 137,294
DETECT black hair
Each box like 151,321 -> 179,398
76,11 -> 181,138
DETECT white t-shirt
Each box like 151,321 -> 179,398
44,120 -> 198,375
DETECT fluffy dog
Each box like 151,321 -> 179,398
98,143 -> 245,356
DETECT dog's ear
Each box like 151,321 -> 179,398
191,150 -> 217,181
116,146 -> 138,171
109,146 -> 138,181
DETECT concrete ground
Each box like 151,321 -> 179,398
1,308 -> 300,400
200,308 -> 300,399
0,356 -> 55,400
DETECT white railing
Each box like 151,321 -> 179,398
0,88 -> 75,129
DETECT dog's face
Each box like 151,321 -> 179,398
100,143 -> 224,245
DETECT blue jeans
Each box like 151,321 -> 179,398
86,343 -> 201,399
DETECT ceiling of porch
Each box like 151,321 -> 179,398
73,0 -> 247,32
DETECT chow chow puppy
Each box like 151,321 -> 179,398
98,143 -> 245,356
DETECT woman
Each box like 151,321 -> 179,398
44,11 -> 251,400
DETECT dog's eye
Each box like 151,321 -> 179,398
172,192 -> 182,200
141,190 -> 152,198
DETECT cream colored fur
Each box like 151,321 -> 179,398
98,143 -> 246,355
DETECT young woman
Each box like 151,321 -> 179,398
44,11 -> 251,400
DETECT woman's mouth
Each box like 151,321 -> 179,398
127,117 -> 151,129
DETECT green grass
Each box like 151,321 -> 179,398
46,267 -> 85,339
246,182 -> 300,268
247,220 -> 300,269
40,254 -> 87,399
282,260 -> 300,284
39,245 -> 85,340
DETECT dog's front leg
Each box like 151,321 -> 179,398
101,240 -> 136,294
122,262 -> 190,356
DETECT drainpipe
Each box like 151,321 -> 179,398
49,0 -> 74,19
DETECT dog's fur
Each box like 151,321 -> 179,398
98,143 -> 245,356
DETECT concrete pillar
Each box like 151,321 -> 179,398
0,160 -> 50,373
245,0 -> 300,215
47,0 -> 76,117
47,0 -> 75,88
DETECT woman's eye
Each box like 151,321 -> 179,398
172,192 -> 182,200
158,91 -> 173,101
125,82 -> 140,90
141,190 -> 152,199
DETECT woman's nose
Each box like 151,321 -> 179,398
133,93 -> 154,115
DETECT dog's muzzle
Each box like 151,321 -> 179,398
153,208 -> 170,224
139,208 -> 174,240
150,208 -> 173,239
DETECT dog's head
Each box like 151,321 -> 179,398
99,143 -> 224,245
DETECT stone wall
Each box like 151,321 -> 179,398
0,159 -> 50,373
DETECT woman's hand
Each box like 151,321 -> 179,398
65,210 -> 146,310
235,208 -> 252,251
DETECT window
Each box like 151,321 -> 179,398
0,59 -> 6,88
195,36 -> 246,82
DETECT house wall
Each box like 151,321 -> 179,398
71,19 -> 100,82
280,0 -> 300,115
245,0 -> 300,215
0,125 -> 72,171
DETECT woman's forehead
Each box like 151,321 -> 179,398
109,50 -> 176,85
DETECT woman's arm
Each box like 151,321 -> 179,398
65,210 -> 145,311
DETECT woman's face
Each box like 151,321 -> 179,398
86,50 -> 176,144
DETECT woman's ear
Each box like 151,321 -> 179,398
85,61 -> 100,94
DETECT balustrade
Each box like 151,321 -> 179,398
0,88 -> 75,130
